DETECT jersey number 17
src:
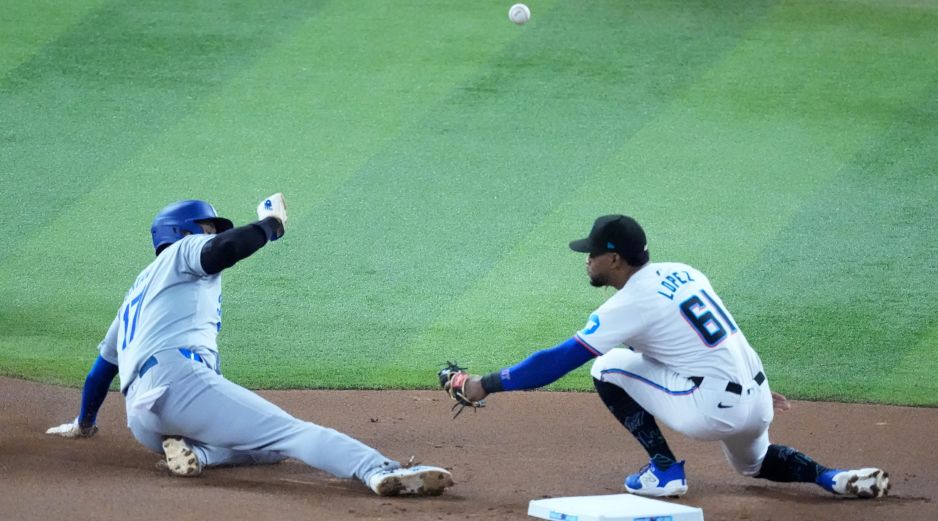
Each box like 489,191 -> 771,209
119,289 -> 146,350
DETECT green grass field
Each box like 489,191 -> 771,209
2,0 -> 936,406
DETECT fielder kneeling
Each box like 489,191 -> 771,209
444,214 -> 889,499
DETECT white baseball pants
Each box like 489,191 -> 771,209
591,348 -> 774,476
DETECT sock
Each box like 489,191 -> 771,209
755,444 -> 831,483
593,378 -> 677,469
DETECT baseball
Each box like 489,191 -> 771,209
508,3 -> 531,25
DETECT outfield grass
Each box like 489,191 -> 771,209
1,0 -> 936,406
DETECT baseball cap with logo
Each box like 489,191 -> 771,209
569,214 -> 649,265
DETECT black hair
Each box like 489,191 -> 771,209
624,249 -> 650,267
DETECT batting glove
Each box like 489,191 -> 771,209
46,418 -> 98,438
257,193 -> 287,240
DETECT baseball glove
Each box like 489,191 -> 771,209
438,361 -> 485,419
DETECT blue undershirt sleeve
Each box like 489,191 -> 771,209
78,355 -> 119,428
499,337 -> 597,391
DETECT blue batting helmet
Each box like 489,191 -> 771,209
150,200 -> 234,253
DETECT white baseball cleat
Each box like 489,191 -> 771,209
819,468 -> 890,498
367,465 -> 454,496
161,437 -> 202,477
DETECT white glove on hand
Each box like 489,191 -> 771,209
257,193 -> 288,226
46,418 -> 98,438
257,193 -> 287,241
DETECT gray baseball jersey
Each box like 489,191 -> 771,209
98,231 -> 394,481
98,234 -> 220,393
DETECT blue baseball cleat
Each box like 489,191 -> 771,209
817,468 -> 890,498
625,459 -> 688,497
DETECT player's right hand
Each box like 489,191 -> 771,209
45,418 -> 98,438
771,391 -> 791,412
257,193 -> 287,240
257,193 -> 288,226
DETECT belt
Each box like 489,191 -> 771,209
136,348 -> 203,379
122,349 -> 208,396
690,371 -> 765,395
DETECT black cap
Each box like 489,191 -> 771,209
569,214 -> 648,262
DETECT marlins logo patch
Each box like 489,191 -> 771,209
583,314 -> 600,335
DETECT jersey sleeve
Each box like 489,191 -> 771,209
98,315 -> 119,364
174,234 -> 216,277
574,301 -> 643,355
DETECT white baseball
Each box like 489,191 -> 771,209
508,3 -> 531,25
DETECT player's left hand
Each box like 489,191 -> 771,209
438,362 -> 486,418
45,418 -> 98,438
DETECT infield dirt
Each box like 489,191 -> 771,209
1,376 -> 934,520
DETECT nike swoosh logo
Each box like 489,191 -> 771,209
717,403 -> 733,408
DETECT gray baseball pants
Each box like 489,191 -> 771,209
123,348 -> 397,480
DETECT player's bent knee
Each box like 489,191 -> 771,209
723,449 -> 767,477
736,462 -> 763,477
589,348 -> 644,381
589,358 -> 606,380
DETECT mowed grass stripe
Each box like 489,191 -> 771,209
0,0 -> 331,266
743,83 -> 938,405
881,126 -> 938,407
0,2 -> 540,385
394,0 -> 938,397
68,0 -> 542,224
259,1 -> 780,389
3,0 -> 934,406
0,0 -> 110,73
206,2 -> 553,384
1,0 -> 334,383
716,1 -> 938,404
888,323 -> 938,407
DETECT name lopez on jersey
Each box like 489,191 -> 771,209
656,270 -> 695,300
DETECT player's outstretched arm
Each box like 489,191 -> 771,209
46,355 -> 118,438
454,337 -> 597,403
200,193 -> 288,275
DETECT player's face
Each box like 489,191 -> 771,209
197,221 -> 217,234
586,251 -> 615,287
